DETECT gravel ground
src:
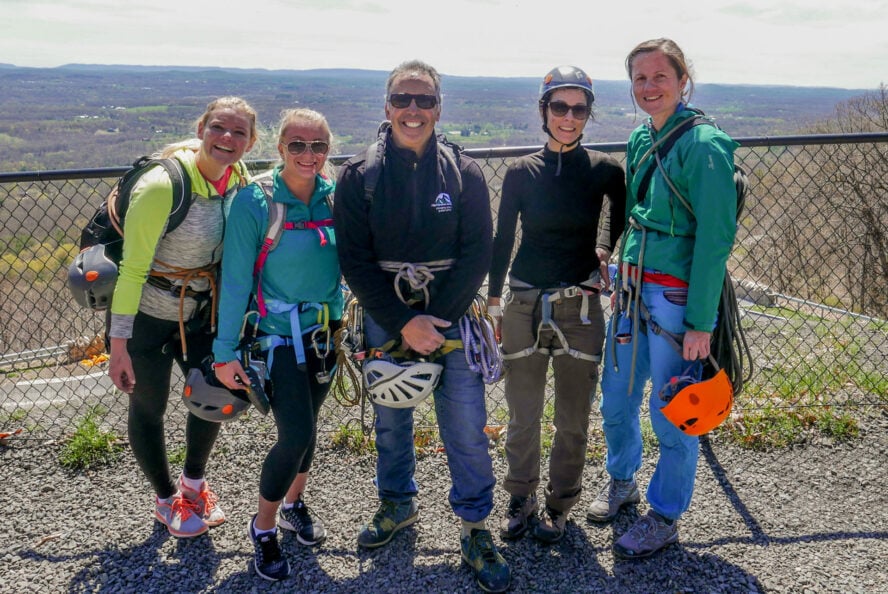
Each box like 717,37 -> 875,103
2,410 -> 887,594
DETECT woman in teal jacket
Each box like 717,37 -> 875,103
587,38 -> 739,559
213,108 -> 342,582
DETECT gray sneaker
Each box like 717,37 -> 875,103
613,510 -> 679,559
357,499 -> 419,549
278,496 -> 326,546
499,494 -> 538,540
586,478 -> 640,522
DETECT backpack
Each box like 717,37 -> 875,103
362,120 -> 463,204
68,157 -> 193,310
79,156 -> 192,264
635,108 -> 748,220
635,109 -> 753,395
252,175 -> 335,317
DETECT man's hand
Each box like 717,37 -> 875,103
401,315 -> 451,355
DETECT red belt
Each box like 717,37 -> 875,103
625,265 -> 688,288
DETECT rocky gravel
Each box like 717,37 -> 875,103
1,409 -> 886,594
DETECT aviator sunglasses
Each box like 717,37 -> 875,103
547,101 -> 590,119
388,93 -> 439,109
285,140 -> 330,156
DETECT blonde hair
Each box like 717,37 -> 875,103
157,96 -> 260,158
277,108 -> 336,180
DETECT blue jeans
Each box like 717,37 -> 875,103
600,281 -> 702,521
364,313 -> 495,523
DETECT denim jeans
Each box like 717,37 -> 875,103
599,281 -> 701,521
364,312 -> 495,523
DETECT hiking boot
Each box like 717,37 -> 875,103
586,477 -> 640,523
613,510 -> 679,559
176,475 -> 225,527
499,494 -> 538,540
248,515 -> 290,581
532,505 -> 567,544
279,495 -> 327,546
461,528 -> 511,593
154,494 -> 207,538
357,499 -> 419,549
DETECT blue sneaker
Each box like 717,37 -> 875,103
357,499 -> 419,549
461,528 -> 511,593
248,515 -> 290,581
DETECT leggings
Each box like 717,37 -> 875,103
125,312 -> 221,499
258,328 -> 337,502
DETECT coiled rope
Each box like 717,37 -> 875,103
459,295 -> 503,384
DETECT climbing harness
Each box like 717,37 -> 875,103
501,284 -> 602,363
378,259 -> 456,308
255,300 -> 336,384
148,260 -> 218,362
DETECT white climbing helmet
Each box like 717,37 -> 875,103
363,359 -> 443,409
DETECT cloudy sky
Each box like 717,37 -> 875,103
4,0 -> 886,89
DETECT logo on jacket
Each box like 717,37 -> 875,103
432,192 -> 453,213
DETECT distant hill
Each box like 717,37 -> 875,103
0,64 -> 870,172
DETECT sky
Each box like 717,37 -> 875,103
3,0 -> 887,90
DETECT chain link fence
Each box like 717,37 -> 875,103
1,135 -> 886,442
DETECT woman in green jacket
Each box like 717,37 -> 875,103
587,38 -> 739,559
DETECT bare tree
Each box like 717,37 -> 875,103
809,85 -> 888,316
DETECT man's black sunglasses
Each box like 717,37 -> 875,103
388,93 -> 438,109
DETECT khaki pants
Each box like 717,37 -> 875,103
501,288 -> 605,513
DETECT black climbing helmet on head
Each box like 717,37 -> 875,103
539,65 -> 595,107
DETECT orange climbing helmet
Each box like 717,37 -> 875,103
660,367 -> 734,436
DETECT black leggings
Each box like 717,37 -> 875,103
258,332 -> 336,502
125,312 -> 221,499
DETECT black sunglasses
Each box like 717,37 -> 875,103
285,140 -> 329,156
547,101 -> 590,119
389,93 -> 438,110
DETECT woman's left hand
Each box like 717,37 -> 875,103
682,329 -> 711,361
595,248 -> 612,293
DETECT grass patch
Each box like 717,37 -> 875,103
330,423 -> 374,456
168,445 -> 186,467
640,418 -> 659,453
59,407 -> 122,470
720,404 -> 860,450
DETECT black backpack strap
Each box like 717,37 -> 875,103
437,136 -> 463,198
158,157 -> 191,234
114,156 -> 192,236
363,121 -> 391,203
